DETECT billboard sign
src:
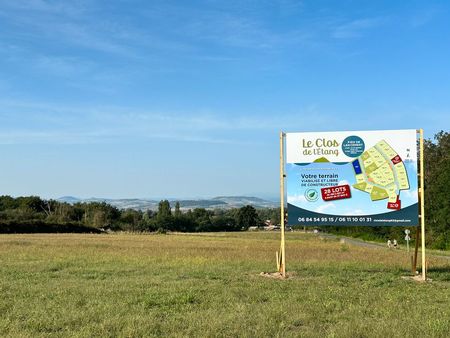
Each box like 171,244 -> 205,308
286,130 -> 419,226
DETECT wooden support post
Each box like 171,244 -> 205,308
410,255 -> 414,275
413,225 -> 420,275
278,131 -> 286,277
419,128 -> 426,281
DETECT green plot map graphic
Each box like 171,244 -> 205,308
352,140 -> 410,205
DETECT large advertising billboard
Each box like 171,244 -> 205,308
286,130 -> 419,226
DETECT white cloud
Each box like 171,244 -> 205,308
332,17 -> 385,39
401,189 -> 418,200
287,194 -> 307,204
410,8 -> 438,28
0,2 -> 136,58
0,99 -> 338,144
0,0 -> 82,15
315,203 -> 336,214
338,179 -> 357,193
342,209 -> 365,216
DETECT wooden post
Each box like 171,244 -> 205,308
279,131 -> 286,277
413,225 -> 420,275
410,255 -> 414,275
419,129 -> 426,280
276,251 -> 280,271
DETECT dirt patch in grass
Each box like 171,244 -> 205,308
259,271 -> 296,280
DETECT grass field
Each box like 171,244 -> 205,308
1,232 -> 449,337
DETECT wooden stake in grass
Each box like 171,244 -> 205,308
276,251 -> 280,271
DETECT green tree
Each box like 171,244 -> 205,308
424,131 -> 450,249
0,195 -> 18,211
256,207 -> 281,226
121,209 -> 143,231
237,205 -> 259,230
156,200 -> 174,230
77,202 -> 120,228
174,202 -> 182,218
191,208 -> 212,231
211,215 -> 240,231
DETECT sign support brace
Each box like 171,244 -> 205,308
277,131 -> 286,277
413,129 -> 426,280
419,129 -> 427,280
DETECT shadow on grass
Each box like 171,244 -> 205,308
425,265 -> 450,282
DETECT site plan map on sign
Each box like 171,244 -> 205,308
352,140 -> 409,210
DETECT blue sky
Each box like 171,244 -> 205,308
1,0 -> 449,199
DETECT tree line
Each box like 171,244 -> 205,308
0,195 -> 280,234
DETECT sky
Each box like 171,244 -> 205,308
0,0 -> 449,200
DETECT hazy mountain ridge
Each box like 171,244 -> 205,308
57,196 -> 278,210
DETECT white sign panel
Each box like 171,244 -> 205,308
286,129 -> 419,226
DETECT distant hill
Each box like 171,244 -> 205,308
58,196 -> 82,204
212,196 -> 277,208
176,199 -> 227,209
57,196 -> 278,211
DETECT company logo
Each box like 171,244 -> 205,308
305,189 -> 319,202
301,138 -> 340,156
341,135 -> 365,157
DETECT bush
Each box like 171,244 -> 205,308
0,220 -> 102,234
